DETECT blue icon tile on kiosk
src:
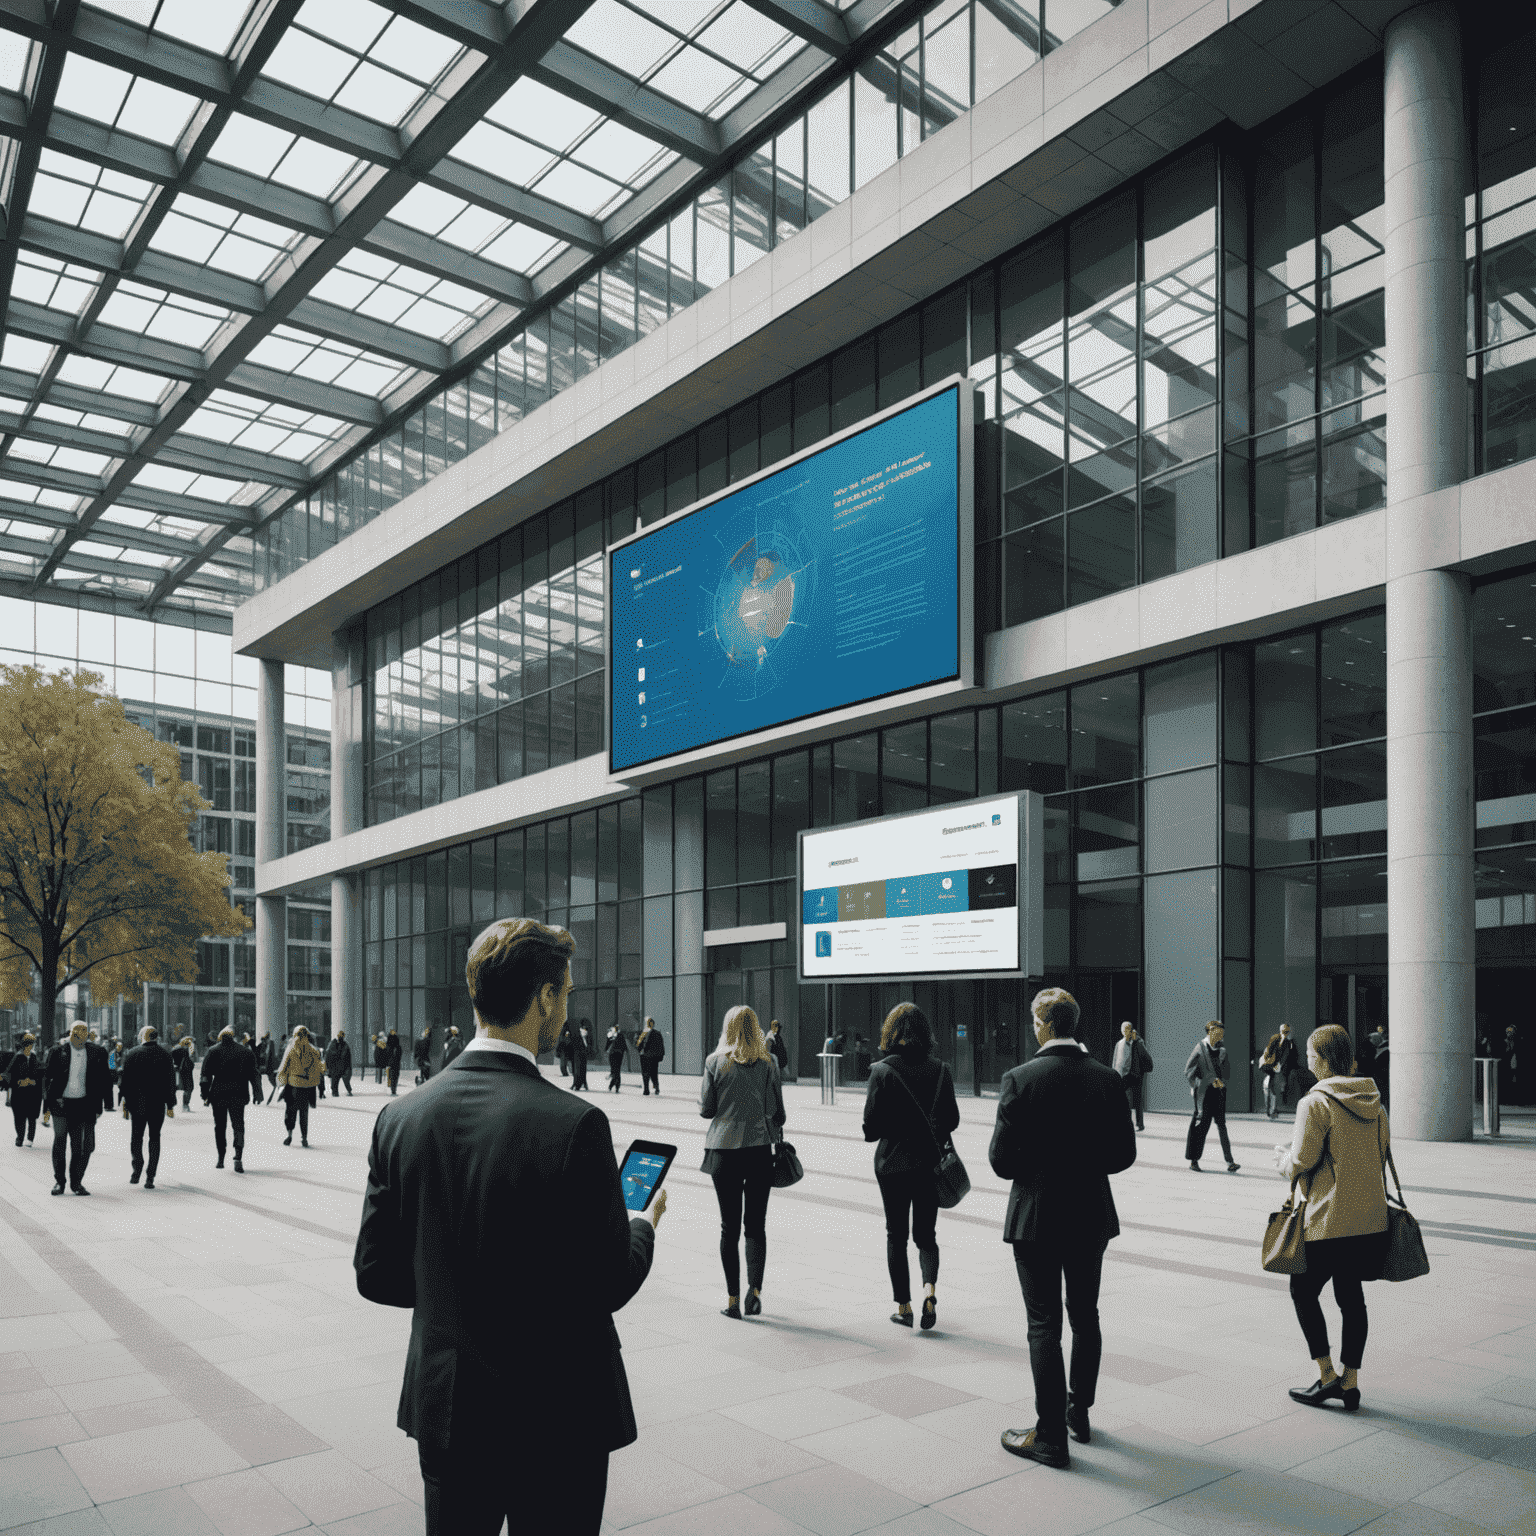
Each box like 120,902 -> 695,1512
919,870 -> 969,913
815,931 -> 832,958
803,887 -> 838,924
885,879 -> 922,918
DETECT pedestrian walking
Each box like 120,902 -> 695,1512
1111,1022 -> 1152,1131
992,988 -> 1137,1468
254,1031 -> 278,1103
172,1034 -> 196,1109
413,1027 -> 433,1084
568,1018 -> 591,1091
200,1026 -> 263,1171
1185,1021 -> 1241,1173
325,1030 -> 353,1095
606,1024 -> 628,1091
555,1023 -> 571,1077
441,1026 -> 464,1067
42,1021 -> 113,1196
385,1029 -> 403,1094
699,1004 -> 785,1320
5,1034 -> 42,1147
278,1025 -> 326,1146
373,1033 -> 387,1084
354,917 -> 664,1536
637,1016 -> 664,1095
120,1025 -> 176,1189
767,1018 -> 789,1077
1257,1023 -> 1298,1119
863,1002 -> 959,1330
1273,1024 -> 1392,1413
106,1039 -> 120,1106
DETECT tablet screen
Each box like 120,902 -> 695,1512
620,1142 -> 674,1212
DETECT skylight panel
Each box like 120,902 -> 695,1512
567,1 -> 679,76
116,77 -> 199,145
480,224 -> 559,274
30,173 -> 91,227
355,282 -> 412,325
490,79 -> 599,152
296,0 -> 391,54
392,183 -> 462,236
334,60 -> 420,125
97,363 -> 175,402
12,256 -> 99,317
247,334 -> 314,373
273,138 -> 359,199
151,0 -> 259,58
209,115 -> 294,179
451,122 -> 553,186
136,464 -> 197,494
1,336 -> 54,375
368,16 -> 461,86
397,298 -> 465,340
151,210 -> 222,263
534,160 -> 623,218
576,120 -> 670,186
56,54 -> 133,126
334,357 -> 404,395
696,4 -> 796,72
649,48 -> 742,114
0,28 -> 30,92
263,29 -> 355,101
208,231 -> 283,280
437,203 -> 504,253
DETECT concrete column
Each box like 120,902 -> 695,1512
256,659 -> 286,1042
1384,3 -> 1474,1141
328,633 -> 364,1049
331,873 -> 361,1047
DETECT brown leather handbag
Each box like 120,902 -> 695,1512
1262,1174 -> 1310,1274
1376,1122 -> 1430,1282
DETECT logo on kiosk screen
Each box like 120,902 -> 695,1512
815,931 -> 832,958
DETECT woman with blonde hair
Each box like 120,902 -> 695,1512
277,1025 -> 326,1148
1273,1023 -> 1391,1412
698,1005 -> 785,1318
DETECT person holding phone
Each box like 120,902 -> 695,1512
699,1005 -> 785,1319
355,917 -> 664,1536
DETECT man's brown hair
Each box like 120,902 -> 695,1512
465,918 -> 575,1028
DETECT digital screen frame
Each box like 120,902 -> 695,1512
796,791 -> 1044,985
606,377 -> 973,780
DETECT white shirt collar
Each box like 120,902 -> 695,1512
464,1036 -> 538,1068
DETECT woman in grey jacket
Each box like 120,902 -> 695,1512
1273,1022 -> 1391,1412
699,1005 -> 785,1319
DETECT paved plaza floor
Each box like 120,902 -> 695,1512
1,1069 -> 1533,1536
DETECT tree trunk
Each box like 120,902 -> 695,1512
38,967 -> 58,1050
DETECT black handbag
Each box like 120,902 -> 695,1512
890,1065 -> 970,1209
764,1064 -> 803,1188
1376,1121 -> 1430,1282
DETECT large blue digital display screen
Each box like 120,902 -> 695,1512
609,385 -> 962,773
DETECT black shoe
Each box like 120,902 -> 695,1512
144,1179 -> 154,1190
283,1134 -> 292,1146
73,1185 -> 90,1196
301,1138 -> 308,1148
1289,1377 -> 1347,1409
216,1155 -> 225,1169
1227,1162 -> 1241,1173
233,1157 -> 244,1173
921,1297 -> 937,1331
14,1136 -> 20,1147
891,1309 -> 914,1327
721,1303 -> 742,1320
1189,1160 -> 1202,1172
51,1182 -> 64,1195
1067,1398 -> 1090,1444
130,1170 -> 141,1184
745,1291 -> 762,1316
1001,1429 -> 1069,1468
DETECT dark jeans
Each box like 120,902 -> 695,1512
283,1094 -> 311,1140
12,1103 -> 37,1142
570,1058 -> 588,1090
1263,1071 -> 1283,1116
179,1082 -> 192,1110
420,1442 -> 607,1536
129,1104 -> 165,1179
212,1102 -> 246,1157
1013,1239 -> 1107,1447
711,1145 -> 773,1296
417,1062 -> 431,1082
876,1171 -> 940,1304
387,1065 -> 399,1092
641,1060 -> 660,1094
330,1071 -> 351,1095
608,1058 -> 623,1090
51,1102 -> 96,1188
1290,1232 -> 1388,1369
1185,1086 -> 1233,1163
1123,1075 -> 1144,1129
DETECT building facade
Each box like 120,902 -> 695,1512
237,1 -> 1536,1136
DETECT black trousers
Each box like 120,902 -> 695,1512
179,1080 -> 193,1110
641,1060 -> 660,1094
283,1094 -> 311,1140
570,1057 -> 588,1090
876,1171 -> 940,1303
417,1062 -> 431,1082
129,1104 -> 165,1179
51,1102 -> 96,1188
12,1100 -> 38,1143
608,1057 -> 624,1090
1013,1239 -> 1107,1447
1290,1232 -> 1387,1369
711,1145 -> 773,1295
1185,1086 -> 1233,1163
1123,1075 -> 1144,1129
330,1070 -> 351,1095
212,1102 -> 246,1157
387,1065 -> 400,1092
419,1441 -> 607,1535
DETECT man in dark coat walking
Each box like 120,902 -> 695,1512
120,1026 -> 177,1188
637,1017 -> 664,1096
413,1027 -> 433,1084
1184,1021 -> 1240,1173
441,1026 -> 464,1067
354,918 -> 663,1535
385,1030 -> 403,1094
325,1031 -> 353,1096
43,1021 -> 114,1196
5,1034 -> 43,1147
199,1027 -> 264,1171
567,1018 -> 590,1091
990,988 -> 1136,1468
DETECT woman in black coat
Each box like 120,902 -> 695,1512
384,1030 -> 403,1095
5,1034 -> 43,1146
862,1003 -> 960,1331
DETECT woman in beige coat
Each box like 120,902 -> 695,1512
277,1026 -> 326,1148
1273,1023 -> 1390,1412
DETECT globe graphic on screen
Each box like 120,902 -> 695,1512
712,532 -> 806,675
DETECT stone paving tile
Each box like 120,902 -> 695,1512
203,1405 -> 328,1468
602,1447 -> 734,1529
0,1388 -> 69,1426
615,1490 -> 814,1536
792,1414 -> 1016,1505
742,1463 -> 922,1536
72,1394 -> 196,1440
1413,1461 -> 1536,1535
1137,1467 -> 1388,1535
314,1502 -> 422,1536
0,1410 -> 89,1458
58,1420 -> 248,1505
836,1372 -> 978,1420
0,1447 -> 97,1528
53,1373 -> 168,1415
181,1468 -> 311,1536
1348,1504 -> 1507,1535
1289,1426 -> 1481,1505
720,1386 -> 885,1440
0,1511 -> 113,1536
254,1450 -> 396,1527
95,1486 -> 221,1536
651,1410 -> 828,1489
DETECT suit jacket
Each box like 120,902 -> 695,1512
4,1049 -> 43,1113
326,1037 -> 352,1074
698,1053 -> 785,1150
121,1041 -> 177,1112
441,1036 -> 463,1065
988,1043 -> 1136,1247
200,1039 -> 264,1107
42,1042 -> 114,1117
1184,1038 -> 1229,1108
354,1049 -> 655,1453
862,1054 -> 960,1178
384,1035 -> 403,1068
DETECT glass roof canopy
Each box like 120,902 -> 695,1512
0,0 -> 924,620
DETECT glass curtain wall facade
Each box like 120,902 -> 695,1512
255,0 -> 1126,588
0,593 -> 331,1043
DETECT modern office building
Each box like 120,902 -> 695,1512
3,1 -> 1533,1136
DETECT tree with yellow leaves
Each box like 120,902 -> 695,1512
0,665 -> 249,1047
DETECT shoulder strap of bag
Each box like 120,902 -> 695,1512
888,1064 -> 946,1160
1376,1116 -> 1407,1207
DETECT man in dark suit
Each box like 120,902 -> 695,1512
120,1026 -> 177,1189
355,917 -> 665,1536
1184,1021 -> 1240,1173
199,1027 -> 264,1171
990,988 -> 1136,1468
42,1021 -> 114,1196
